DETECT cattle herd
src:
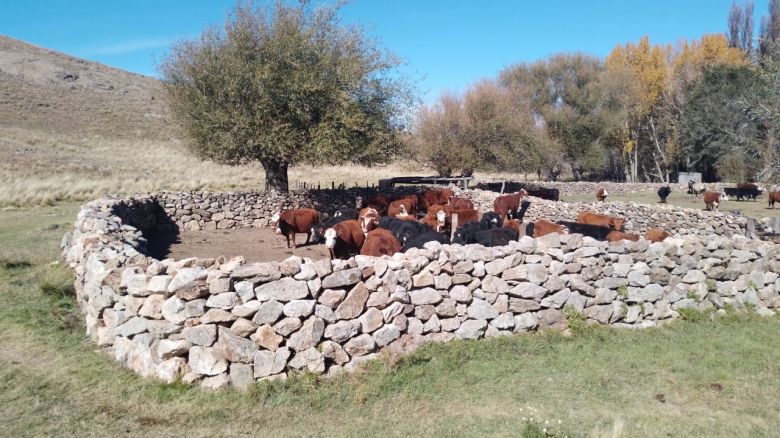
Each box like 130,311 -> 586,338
268,187 -> 676,260
683,181 -> 780,211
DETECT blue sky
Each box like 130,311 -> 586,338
1,0 -> 769,102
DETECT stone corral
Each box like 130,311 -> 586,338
62,190 -> 780,390
476,181 -> 726,196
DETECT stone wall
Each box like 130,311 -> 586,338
62,191 -> 780,390
475,181 -> 726,196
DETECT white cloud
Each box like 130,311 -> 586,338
79,37 -> 173,56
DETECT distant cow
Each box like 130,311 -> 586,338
576,212 -> 625,230
449,196 -> 474,210
657,186 -> 671,203
688,181 -> 706,197
596,188 -> 608,202
525,187 -> 560,202
493,190 -> 529,220
361,228 -> 402,257
532,219 -> 568,238
324,219 -> 365,259
606,230 -> 640,242
769,191 -> 780,209
418,188 -> 455,212
735,183 -> 764,201
703,191 -> 728,211
645,227 -> 671,243
270,208 -> 320,248
359,207 -> 380,234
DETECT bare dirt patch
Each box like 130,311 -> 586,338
153,227 -> 331,263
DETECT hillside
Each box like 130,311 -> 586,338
0,35 -> 172,139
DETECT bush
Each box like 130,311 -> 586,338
37,264 -> 76,298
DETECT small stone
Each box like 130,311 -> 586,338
188,346 -> 227,376
273,317 -> 302,337
359,307 -> 384,333
252,300 -> 284,325
467,299 -> 499,320
319,289 -> 347,308
254,347 -> 291,378
206,292 -> 240,309
540,289 -> 571,309
182,324 -> 217,346
449,285 -> 472,303
251,325 -> 283,351
491,312 -> 515,330
283,300 -> 316,318
321,268 -> 362,289
254,278 -> 309,302
158,339 -> 191,360
373,324 -> 401,346
289,347 -> 325,373
409,288 -> 442,305
320,340 -> 350,364
324,320 -> 361,343
335,283 -> 369,320
344,334 -> 376,356
200,308 -> 237,324
514,312 -> 539,331
287,316 -> 325,351
230,318 -> 257,337
455,319 -> 487,339
230,363 -> 255,391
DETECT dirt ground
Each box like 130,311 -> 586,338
155,227 -> 332,263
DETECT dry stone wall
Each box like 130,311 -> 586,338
62,191 -> 780,390
476,181 -> 726,196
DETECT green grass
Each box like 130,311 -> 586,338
1,203 -> 780,436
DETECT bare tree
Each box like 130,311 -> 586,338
729,1 -> 743,48
742,1 -> 755,53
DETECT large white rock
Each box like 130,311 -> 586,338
188,346 -> 228,376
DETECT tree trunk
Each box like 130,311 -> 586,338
263,160 -> 289,192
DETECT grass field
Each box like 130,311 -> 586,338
1,203 -> 779,437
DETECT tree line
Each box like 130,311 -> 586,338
414,0 -> 780,183
162,1 -> 780,192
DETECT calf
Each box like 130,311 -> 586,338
270,208 -> 320,248
606,230 -> 640,242
418,188 -> 455,212
493,190 -> 529,220
359,207 -> 380,234
657,186 -> 671,203
769,191 -> 780,209
703,191 -> 727,211
323,220 -> 365,259
532,219 -> 568,238
576,211 -> 625,230
449,196 -> 474,210
645,227 -> 671,243
360,195 -> 390,216
387,199 -> 415,218
361,228 -> 402,257
596,187 -> 608,202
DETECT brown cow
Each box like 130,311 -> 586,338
533,219 -> 568,238
703,191 -> 727,211
359,207 -> 380,234
606,230 -> 640,242
270,208 -> 320,248
596,187 -> 608,202
503,219 -> 523,235
769,191 -> 780,209
493,189 -> 529,220
418,188 -> 455,212
449,196 -> 474,210
424,205 -> 478,233
645,227 -> 671,243
360,195 -> 390,216
576,212 -> 625,230
393,194 -> 419,213
360,228 -> 402,257
323,220 -> 365,259
388,198 -> 417,218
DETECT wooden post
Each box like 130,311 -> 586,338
500,181 -> 506,194
773,217 -> 780,234
450,213 -> 459,242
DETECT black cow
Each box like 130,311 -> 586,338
472,227 -> 519,247
557,220 -> 613,241
515,200 -> 531,221
333,208 -> 359,220
404,230 -> 451,250
378,217 -> 433,246
657,186 -> 671,203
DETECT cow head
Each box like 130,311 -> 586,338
270,212 -> 281,234
397,205 -> 408,217
360,208 -> 378,234
436,210 -> 447,232
610,217 -> 626,230
756,185 -> 766,194
323,228 -> 338,249
518,189 -> 529,197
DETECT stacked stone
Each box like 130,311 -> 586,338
457,188 -> 747,237
63,194 -> 780,391
475,181 -> 726,196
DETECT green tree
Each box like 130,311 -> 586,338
680,64 -> 762,181
160,0 -> 413,192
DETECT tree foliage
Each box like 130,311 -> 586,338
160,0 -> 413,192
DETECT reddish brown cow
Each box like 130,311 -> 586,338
533,219 -> 568,237
393,194 -> 419,213
606,230 -> 640,242
768,191 -> 780,209
387,198 -> 417,218
576,212 -> 625,230
493,190 -> 529,220
596,187 -> 608,202
449,196 -> 474,210
323,220 -> 365,259
361,195 -> 390,216
419,214 -> 439,230
359,207 -> 380,234
270,208 -> 320,248
360,228 -> 402,257
418,188 -> 455,212
503,219 -> 523,234
703,191 -> 727,211
645,227 -> 671,243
